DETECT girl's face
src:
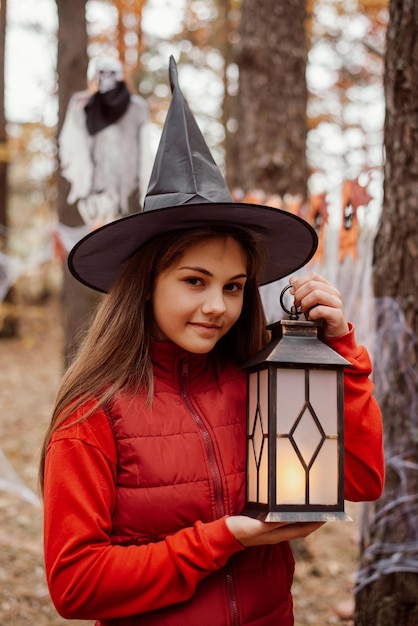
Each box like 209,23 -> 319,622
151,236 -> 247,353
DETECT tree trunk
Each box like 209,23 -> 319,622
232,0 -> 310,561
233,0 -> 308,196
217,0 -> 239,190
355,0 -> 418,623
56,0 -> 101,366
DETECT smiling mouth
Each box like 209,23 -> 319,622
189,322 -> 221,330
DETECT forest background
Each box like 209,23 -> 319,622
1,0 -> 417,625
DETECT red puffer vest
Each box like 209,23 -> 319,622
103,341 -> 295,626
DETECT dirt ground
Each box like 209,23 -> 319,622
0,295 -> 360,626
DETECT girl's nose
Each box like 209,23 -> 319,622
201,289 -> 226,315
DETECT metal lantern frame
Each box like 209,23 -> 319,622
244,287 -> 352,522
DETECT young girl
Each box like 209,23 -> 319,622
40,58 -> 384,626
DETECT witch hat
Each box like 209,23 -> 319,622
68,56 -> 317,293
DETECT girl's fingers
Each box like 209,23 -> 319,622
288,273 -> 348,338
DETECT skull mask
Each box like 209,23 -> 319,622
88,57 -> 124,94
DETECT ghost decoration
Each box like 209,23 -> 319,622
338,179 -> 372,263
58,57 -> 151,227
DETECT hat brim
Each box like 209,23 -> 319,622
68,202 -> 318,293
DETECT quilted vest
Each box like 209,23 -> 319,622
101,341 -> 295,626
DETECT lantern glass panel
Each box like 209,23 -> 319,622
292,408 -> 323,465
258,439 -> 269,504
276,369 -> 305,432
247,421 -> 269,504
258,368 -> 269,426
248,370 -> 269,505
248,372 -> 258,426
309,370 -> 338,433
247,439 -> 257,502
276,438 -> 306,504
310,439 -> 338,504
245,315 -> 351,522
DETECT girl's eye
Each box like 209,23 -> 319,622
184,277 -> 203,286
224,282 -> 244,293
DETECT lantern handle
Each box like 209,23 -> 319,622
280,284 -> 301,320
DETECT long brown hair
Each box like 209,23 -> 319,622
39,225 -> 270,492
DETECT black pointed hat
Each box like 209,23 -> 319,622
68,56 -> 317,293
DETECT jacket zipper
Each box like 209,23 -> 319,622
180,358 -> 224,518
179,357 -> 240,626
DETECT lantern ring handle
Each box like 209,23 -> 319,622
280,284 -> 301,319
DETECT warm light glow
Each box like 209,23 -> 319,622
257,442 -> 269,504
247,440 -> 258,502
292,408 -> 323,465
310,439 -> 338,504
247,439 -> 269,504
275,367 -> 339,506
276,439 -> 306,504
245,321 -> 349,521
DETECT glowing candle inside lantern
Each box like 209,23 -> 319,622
276,438 -> 306,504
244,301 -> 351,522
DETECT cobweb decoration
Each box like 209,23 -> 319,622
262,222 -> 418,587
0,448 -> 40,506
0,255 -> 41,506
0,251 -> 24,303
355,296 -> 418,592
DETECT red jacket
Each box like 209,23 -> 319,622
43,326 -> 384,625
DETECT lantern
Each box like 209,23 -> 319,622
244,285 -> 352,521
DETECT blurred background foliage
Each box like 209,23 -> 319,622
0,0 -> 387,315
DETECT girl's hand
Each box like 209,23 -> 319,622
288,272 -> 349,338
226,515 -> 325,547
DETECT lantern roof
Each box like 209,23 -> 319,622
244,319 -> 351,369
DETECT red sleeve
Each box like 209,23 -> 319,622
323,324 -> 385,502
43,405 -> 243,621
